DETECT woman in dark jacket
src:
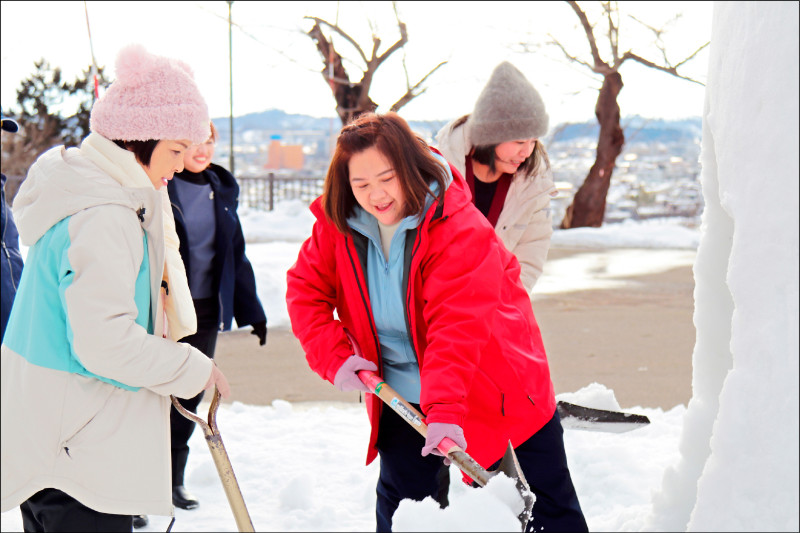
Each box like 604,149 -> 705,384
1,116 -> 24,343
164,121 -> 267,511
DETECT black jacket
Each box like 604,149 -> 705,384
168,163 -> 266,331
1,173 -> 24,342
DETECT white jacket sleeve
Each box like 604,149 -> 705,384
62,204 -> 212,399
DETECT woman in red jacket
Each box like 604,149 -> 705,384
286,112 -> 586,532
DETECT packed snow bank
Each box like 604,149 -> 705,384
647,3 -> 800,531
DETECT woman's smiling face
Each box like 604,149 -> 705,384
348,146 -> 407,226
183,136 -> 215,174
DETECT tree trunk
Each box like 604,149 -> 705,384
561,72 -> 625,228
307,22 -> 377,126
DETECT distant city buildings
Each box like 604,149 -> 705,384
264,135 -> 304,171
211,112 -> 703,227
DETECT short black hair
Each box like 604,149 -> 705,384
112,139 -> 160,167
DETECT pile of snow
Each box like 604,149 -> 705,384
1,385 -> 685,532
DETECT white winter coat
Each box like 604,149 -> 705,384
0,139 -> 213,516
436,118 -> 558,293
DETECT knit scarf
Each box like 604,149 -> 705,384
80,133 -> 197,341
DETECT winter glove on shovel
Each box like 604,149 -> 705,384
422,423 -> 467,466
334,354 -> 378,392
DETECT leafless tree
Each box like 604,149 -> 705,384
304,5 -> 446,126
2,61 -> 107,201
527,1 -> 708,228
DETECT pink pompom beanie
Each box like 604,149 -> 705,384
90,44 -> 210,144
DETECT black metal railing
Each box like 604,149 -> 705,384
3,173 -> 323,212
236,174 -> 324,211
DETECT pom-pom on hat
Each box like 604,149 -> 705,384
90,44 -> 210,144
467,61 -> 549,147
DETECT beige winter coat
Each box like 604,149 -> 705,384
436,118 -> 557,293
0,141 -> 213,516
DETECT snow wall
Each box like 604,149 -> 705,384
647,2 -> 799,531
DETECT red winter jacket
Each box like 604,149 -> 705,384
286,159 -> 556,470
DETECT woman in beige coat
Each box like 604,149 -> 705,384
0,44 -> 230,532
436,61 -> 557,294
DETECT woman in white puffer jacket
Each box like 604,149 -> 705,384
436,61 -> 558,294
0,44 -> 230,532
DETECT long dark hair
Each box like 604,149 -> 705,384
322,112 -> 448,234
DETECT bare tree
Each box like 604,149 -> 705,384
533,1 -> 708,228
2,60 -> 108,200
305,6 -> 446,126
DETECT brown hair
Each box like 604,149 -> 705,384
322,112 -> 448,234
208,121 -> 218,143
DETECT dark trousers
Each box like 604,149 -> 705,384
375,403 -> 450,532
20,488 -> 132,532
490,410 -> 588,533
170,297 -> 219,487
375,407 -> 587,533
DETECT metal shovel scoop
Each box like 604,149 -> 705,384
170,389 -> 255,532
357,370 -> 534,531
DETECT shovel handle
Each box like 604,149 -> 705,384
171,390 -> 217,437
357,370 -> 463,456
357,371 -> 461,456
170,389 -> 255,532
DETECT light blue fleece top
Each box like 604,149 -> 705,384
346,153 -> 452,403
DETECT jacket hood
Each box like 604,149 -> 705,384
435,118 -> 471,178
12,144 -> 154,247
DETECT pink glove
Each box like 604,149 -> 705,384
421,423 -> 467,465
333,355 -> 378,393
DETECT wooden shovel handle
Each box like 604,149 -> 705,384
357,370 -> 464,457
344,329 -> 464,456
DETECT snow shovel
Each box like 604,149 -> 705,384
557,400 -> 650,433
357,370 -> 534,531
170,389 -> 255,532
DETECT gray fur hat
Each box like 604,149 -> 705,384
467,61 -> 549,146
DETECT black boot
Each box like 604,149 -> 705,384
132,514 -> 149,529
172,485 -> 199,510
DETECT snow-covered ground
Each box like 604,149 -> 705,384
3,208 -> 699,532
0,385 -> 685,532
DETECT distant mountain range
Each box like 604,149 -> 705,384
213,108 -> 701,144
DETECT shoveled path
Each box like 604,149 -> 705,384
213,247 -> 695,411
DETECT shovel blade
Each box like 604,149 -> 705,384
455,441 -> 533,531
493,441 -> 534,531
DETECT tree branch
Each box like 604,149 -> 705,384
604,1 -> 620,65
621,51 -> 705,85
548,34 -> 609,74
376,21 -> 408,66
304,16 -> 368,65
389,60 -> 448,112
673,42 -> 710,69
566,0 -> 608,71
